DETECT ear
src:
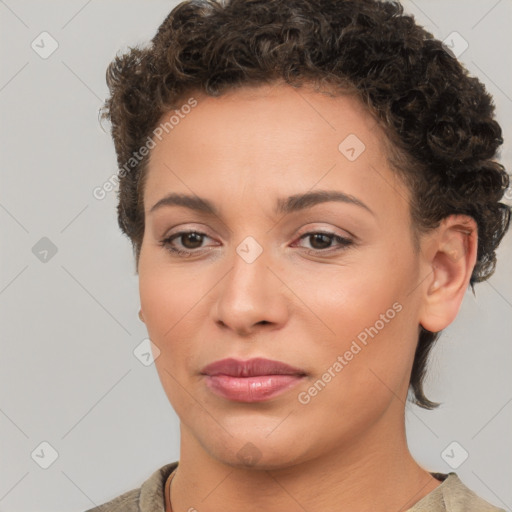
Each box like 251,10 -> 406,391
418,214 -> 478,333
138,309 -> 146,323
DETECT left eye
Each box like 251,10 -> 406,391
294,231 -> 353,253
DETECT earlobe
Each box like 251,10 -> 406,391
138,309 -> 145,323
419,215 -> 478,333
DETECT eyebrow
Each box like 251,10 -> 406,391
149,190 -> 374,216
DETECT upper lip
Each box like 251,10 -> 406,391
200,357 -> 307,377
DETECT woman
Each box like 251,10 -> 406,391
89,0 -> 510,510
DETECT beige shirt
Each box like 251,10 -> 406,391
85,461 -> 506,512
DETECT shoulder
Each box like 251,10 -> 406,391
409,473 -> 506,512
83,462 -> 178,512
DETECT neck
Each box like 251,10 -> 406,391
169,411 -> 440,512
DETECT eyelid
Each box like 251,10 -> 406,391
294,223 -> 356,241
163,223 -> 214,239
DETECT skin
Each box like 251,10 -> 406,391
137,82 -> 477,512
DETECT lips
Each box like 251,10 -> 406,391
201,358 -> 306,402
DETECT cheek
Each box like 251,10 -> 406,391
294,307 -> 415,440
138,265 -> 196,388
139,260 -> 205,337
305,253 -> 407,341
139,267 -> 198,413
299,243 -> 419,392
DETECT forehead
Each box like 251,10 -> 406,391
143,83 -> 409,221
158,82 -> 379,149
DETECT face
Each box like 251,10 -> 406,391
138,83 -> 425,469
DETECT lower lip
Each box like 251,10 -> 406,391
204,374 -> 304,402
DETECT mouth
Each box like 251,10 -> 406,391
200,357 -> 307,402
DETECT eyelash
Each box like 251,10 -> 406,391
159,229 -> 354,258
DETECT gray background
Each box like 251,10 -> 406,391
0,1 -> 511,511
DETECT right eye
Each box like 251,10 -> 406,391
159,230 -> 215,257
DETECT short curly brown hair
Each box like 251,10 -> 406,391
100,0 -> 510,409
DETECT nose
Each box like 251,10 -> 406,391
213,245 -> 289,337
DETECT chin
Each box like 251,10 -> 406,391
193,419 -> 313,471
214,443 -> 305,471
